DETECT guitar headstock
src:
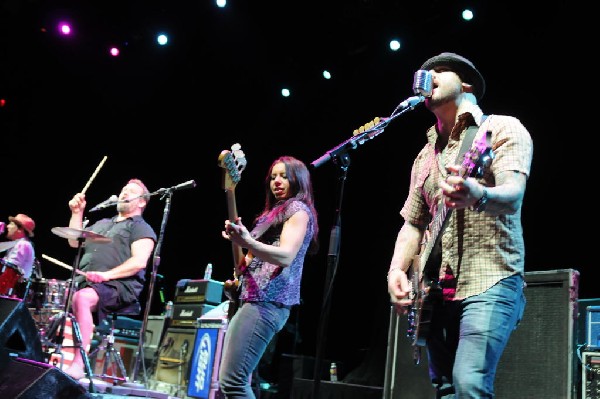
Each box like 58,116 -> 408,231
218,143 -> 247,191
461,130 -> 494,179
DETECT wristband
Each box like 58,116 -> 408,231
471,187 -> 488,213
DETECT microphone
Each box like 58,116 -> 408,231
173,180 -> 197,191
89,195 -> 119,212
394,70 -> 434,111
413,69 -> 433,97
156,180 -> 197,194
0,222 -> 5,235
181,340 -> 189,358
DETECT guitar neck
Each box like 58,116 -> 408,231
226,189 -> 244,273
420,205 -> 452,274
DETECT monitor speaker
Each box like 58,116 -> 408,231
0,357 -> 87,398
0,297 -> 44,369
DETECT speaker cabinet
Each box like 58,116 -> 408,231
383,305 -> 435,399
0,297 -> 43,369
154,327 -> 197,387
495,269 -> 579,399
0,357 -> 87,398
383,269 -> 579,399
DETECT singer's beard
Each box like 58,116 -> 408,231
116,202 -> 128,213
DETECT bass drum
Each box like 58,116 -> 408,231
0,259 -> 23,297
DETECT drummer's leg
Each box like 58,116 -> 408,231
64,286 -> 98,380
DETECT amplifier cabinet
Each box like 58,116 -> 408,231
155,327 -> 197,388
175,279 -> 224,305
384,269 -> 580,399
583,352 -> 600,399
495,268 -> 579,399
171,303 -> 216,328
187,318 -> 228,399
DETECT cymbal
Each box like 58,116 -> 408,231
0,240 -> 18,253
51,227 -> 112,243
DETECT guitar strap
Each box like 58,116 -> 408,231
424,115 -> 488,278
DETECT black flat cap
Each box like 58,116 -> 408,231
420,52 -> 486,100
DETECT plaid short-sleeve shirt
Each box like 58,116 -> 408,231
400,102 -> 533,300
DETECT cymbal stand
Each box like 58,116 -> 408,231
51,236 -> 96,393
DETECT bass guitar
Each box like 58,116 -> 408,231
218,143 -> 247,320
406,130 -> 494,364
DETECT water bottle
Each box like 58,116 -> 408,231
164,300 -> 173,318
329,362 -> 338,382
204,263 -> 213,280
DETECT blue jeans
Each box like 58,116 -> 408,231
219,301 -> 290,398
427,274 -> 526,399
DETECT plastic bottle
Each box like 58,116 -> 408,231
204,263 -> 213,280
164,300 -> 173,318
330,362 -> 338,382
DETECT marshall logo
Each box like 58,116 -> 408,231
184,286 -> 200,293
179,309 -> 194,317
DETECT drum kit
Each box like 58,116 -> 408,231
0,227 -> 112,363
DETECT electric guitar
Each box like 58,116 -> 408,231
406,130 -> 494,364
218,143 -> 247,320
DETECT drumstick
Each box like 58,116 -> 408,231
81,155 -> 108,194
41,254 -> 87,277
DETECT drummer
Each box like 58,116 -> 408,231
2,213 -> 36,280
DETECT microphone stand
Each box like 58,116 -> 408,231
310,96 -> 423,398
118,180 -> 196,396
311,95 -> 425,169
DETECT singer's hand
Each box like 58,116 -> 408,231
387,267 -> 412,315
69,193 -> 87,214
440,165 -> 482,209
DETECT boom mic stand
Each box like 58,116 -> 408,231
118,180 -> 196,396
309,96 -> 424,398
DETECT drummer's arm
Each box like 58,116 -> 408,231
68,193 -> 86,248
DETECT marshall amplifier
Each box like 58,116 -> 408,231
174,279 -> 224,305
171,303 -> 216,328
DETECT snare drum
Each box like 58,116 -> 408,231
22,278 -> 70,309
0,259 -> 23,296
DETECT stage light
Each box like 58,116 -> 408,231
58,22 -> 72,36
462,9 -> 474,21
157,34 -> 168,46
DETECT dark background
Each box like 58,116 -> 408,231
0,0 -> 591,387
